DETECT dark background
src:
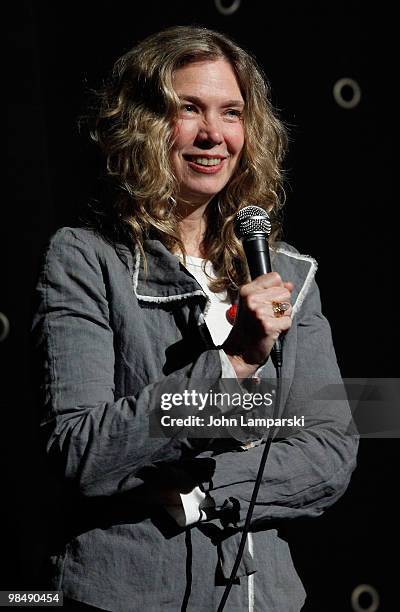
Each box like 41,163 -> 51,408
3,1 -> 397,610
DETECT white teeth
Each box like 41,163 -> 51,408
190,157 -> 223,166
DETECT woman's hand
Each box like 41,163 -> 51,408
222,272 -> 293,379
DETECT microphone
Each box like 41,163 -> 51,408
234,205 -> 283,367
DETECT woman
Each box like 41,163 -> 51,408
32,26 -> 358,611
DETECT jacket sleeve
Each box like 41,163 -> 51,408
196,278 -> 359,526
31,228 -> 222,499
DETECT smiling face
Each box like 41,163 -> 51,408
170,58 -> 245,208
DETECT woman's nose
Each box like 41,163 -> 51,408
195,115 -> 223,147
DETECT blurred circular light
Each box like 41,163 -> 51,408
215,0 -> 241,16
351,584 -> 380,612
333,77 -> 362,109
0,312 -> 10,342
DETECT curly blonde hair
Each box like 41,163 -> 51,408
91,25 -> 288,292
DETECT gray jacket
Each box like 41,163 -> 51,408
32,227 -> 358,612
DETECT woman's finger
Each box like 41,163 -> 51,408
239,272 -> 284,297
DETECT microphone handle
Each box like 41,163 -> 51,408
242,234 -> 272,278
242,234 -> 283,368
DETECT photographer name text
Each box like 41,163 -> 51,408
160,415 -> 305,428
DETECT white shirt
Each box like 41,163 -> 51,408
182,255 -> 233,346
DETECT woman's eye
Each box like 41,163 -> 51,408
181,104 -> 197,113
225,109 -> 242,120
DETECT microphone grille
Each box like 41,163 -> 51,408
235,205 -> 272,239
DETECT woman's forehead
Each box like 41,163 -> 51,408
172,59 -> 243,101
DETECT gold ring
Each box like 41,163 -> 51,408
272,301 -> 290,318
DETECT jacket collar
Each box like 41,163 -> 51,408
273,246 -> 318,316
124,238 -> 317,316
132,239 -> 207,305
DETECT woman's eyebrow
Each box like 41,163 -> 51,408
177,94 -> 244,107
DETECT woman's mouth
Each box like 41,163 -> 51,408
184,155 -> 226,173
